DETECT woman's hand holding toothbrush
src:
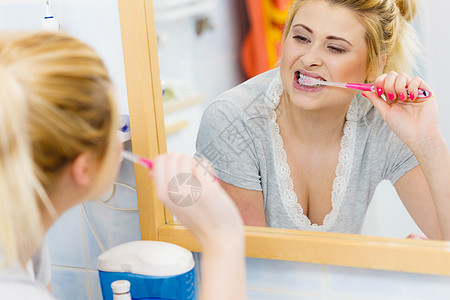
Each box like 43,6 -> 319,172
363,72 -> 442,152
151,153 -> 243,247
374,71 -> 432,102
151,153 -> 246,300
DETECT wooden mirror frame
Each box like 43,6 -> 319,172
117,0 -> 450,276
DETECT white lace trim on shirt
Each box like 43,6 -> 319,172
269,80 -> 357,231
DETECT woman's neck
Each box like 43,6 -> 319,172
20,194 -> 64,266
21,173 -> 82,265
276,92 -> 350,148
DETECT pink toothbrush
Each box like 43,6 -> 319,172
298,77 -> 432,99
121,150 -> 153,169
121,150 -> 219,182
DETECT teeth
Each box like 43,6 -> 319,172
298,72 -> 323,81
297,72 -> 324,87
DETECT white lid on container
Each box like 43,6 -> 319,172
111,280 -> 131,294
98,241 -> 195,276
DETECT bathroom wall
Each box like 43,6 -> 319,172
0,0 -> 129,114
1,0 -> 450,299
245,256 -> 450,300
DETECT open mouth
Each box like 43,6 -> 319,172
295,71 -> 326,88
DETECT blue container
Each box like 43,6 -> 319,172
98,241 -> 196,300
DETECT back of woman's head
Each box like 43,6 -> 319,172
283,0 -> 420,79
0,31 -> 118,265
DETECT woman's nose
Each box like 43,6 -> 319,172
300,47 -> 323,68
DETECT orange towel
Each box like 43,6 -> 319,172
241,0 -> 291,79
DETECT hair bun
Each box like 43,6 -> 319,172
395,0 -> 418,22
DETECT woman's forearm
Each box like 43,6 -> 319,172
200,239 -> 247,300
412,134 -> 450,240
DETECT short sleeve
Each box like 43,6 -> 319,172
195,101 -> 262,191
383,133 -> 418,184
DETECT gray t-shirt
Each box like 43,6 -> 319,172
195,68 -> 418,233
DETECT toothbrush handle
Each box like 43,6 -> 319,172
138,157 -> 153,169
415,88 -> 433,98
346,83 -> 374,92
346,83 -> 433,99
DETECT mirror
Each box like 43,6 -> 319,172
153,0 -> 440,240
118,0 -> 450,276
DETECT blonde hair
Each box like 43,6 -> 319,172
282,0 -> 420,79
0,31 -> 118,264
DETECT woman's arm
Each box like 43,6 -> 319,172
200,233 -> 246,300
365,72 -> 450,240
152,154 -> 247,300
394,166 -> 442,239
220,180 -> 266,226
394,135 -> 450,240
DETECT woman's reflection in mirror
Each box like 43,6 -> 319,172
196,0 -> 450,241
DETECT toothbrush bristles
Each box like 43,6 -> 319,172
299,77 -> 317,86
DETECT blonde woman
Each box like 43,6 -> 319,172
196,0 -> 450,240
0,32 -> 245,299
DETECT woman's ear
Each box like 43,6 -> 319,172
70,152 -> 93,187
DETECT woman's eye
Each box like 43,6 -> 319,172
293,35 -> 310,43
328,46 -> 346,53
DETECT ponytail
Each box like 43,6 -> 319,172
384,0 -> 421,75
395,0 -> 418,22
0,68 -> 47,265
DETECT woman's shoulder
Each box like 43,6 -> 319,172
205,68 -> 280,119
350,94 -> 399,143
349,93 -> 386,126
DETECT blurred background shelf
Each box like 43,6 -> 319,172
163,94 -> 205,114
162,78 -> 205,114
165,119 -> 189,136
